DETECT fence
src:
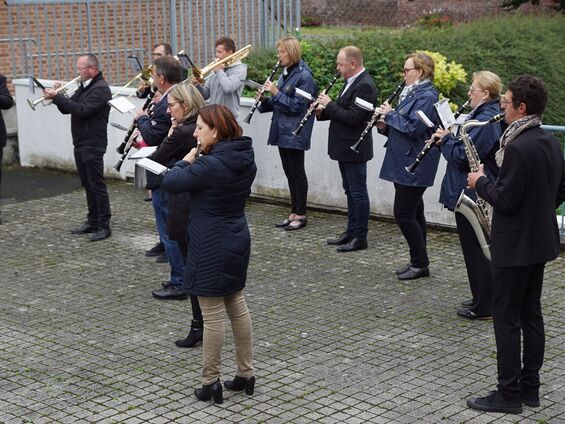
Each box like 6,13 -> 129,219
2,0 -> 300,85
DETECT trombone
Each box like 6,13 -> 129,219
191,44 -> 252,83
112,65 -> 153,99
27,76 -> 81,111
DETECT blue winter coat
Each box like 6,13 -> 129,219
161,137 -> 257,297
259,60 -> 318,150
439,100 -> 501,210
379,81 -> 440,187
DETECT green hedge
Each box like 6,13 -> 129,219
243,15 -> 565,125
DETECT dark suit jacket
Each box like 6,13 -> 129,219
0,74 -> 14,148
318,70 -> 378,162
137,94 -> 171,146
476,126 -> 565,267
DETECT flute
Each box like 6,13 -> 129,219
243,60 -> 281,124
405,99 -> 470,174
292,71 -> 341,137
350,80 -> 406,153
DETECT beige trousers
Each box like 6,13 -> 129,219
198,290 -> 254,385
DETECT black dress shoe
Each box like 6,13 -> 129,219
224,375 -> 255,395
467,390 -> 522,414
521,393 -> 540,407
461,299 -> 475,307
397,266 -> 429,280
71,223 -> 98,234
284,217 -> 307,231
194,379 -> 223,404
275,218 -> 292,228
175,320 -> 204,348
327,232 -> 352,246
336,238 -> 368,252
155,253 -> 168,263
457,308 -> 491,320
395,263 -> 411,275
152,285 -> 188,300
90,227 -> 111,241
161,281 -> 172,289
145,242 -> 165,257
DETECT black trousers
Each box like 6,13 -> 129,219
491,263 -> 545,402
74,145 -> 111,228
393,184 -> 429,268
178,241 -> 203,323
455,212 -> 492,315
278,147 -> 307,215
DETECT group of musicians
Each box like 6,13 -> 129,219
39,36 -> 565,413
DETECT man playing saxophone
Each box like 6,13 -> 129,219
430,71 -> 503,320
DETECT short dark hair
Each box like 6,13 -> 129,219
80,53 -> 99,68
153,43 -> 173,56
507,75 -> 548,116
198,104 -> 242,148
153,56 -> 183,84
215,37 -> 236,53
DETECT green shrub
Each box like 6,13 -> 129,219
243,15 -> 565,124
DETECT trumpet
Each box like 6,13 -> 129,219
192,44 -> 252,83
243,60 -> 281,124
350,81 -> 406,153
27,76 -> 81,110
292,71 -> 341,137
405,100 -> 470,174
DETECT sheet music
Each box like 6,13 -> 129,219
135,157 -> 168,175
434,99 -> 456,129
354,97 -> 374,112
128,146 -> 157,160
108,97 -> 137,114
416,110 -> 434,128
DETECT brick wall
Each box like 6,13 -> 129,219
301,0 -> 558,27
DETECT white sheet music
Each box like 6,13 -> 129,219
108,97 -> 137,114
434,98 -> 456,129
128,146 -> 157,159
136,158 -> 168,175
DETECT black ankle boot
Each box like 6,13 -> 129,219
224,375 -> 255,395
194,379 -> 223,404
175,320 -> 203,348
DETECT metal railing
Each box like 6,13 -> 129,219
4,0 -> 300,85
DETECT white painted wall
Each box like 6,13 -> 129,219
14,79 -> 455,227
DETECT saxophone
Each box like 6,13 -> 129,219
453,113 -> 505,261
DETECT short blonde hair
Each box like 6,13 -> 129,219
407,52 -> 435,81
168,83 -> 206,122
340,45 -> 363,67
276,36 -> 302,66
472,71 -> 502,100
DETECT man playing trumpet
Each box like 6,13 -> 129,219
43,54 -> 112,241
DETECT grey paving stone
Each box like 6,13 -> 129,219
0,182 -> 563,423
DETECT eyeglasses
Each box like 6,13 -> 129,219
468,87 -> 484,92
403,68 -> 416,74
500,98 -> 512,106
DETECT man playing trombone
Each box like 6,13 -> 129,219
191,37 -> 247,120
43,54 -> 112,241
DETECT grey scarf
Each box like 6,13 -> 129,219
495,114 -> 542,166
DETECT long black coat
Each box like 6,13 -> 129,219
149,117 -> 198,242
317,70 -> 378,162
161,137 -> 257,296
0,74 -> 14,148
476,126 -> 565,267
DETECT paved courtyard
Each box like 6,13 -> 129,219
1,173 -> 563,423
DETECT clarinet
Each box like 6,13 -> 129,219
405,99 -> 470,174
243,60 -> 281,124
114,89 -> 157,172
350,80 -> 406,153
292,71 -> 341,137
